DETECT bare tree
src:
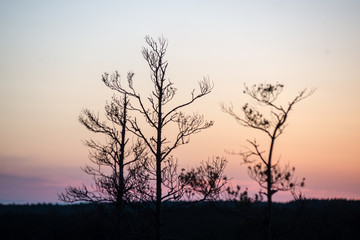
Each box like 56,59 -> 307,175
102,36 -> 216,240
222,83 -> 314,240
58,93 -> 148,239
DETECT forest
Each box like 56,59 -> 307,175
1,199 -> 359,240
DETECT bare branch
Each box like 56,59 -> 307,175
221,103 -> 272,138
163,77 -> 213,123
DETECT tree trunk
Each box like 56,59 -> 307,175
116,202 -> 124,240
266,135 -> 276,240
155,85 -> 163,240
155,157 -> 162,240
266,191 -> 272,240
117,95 -> 127,240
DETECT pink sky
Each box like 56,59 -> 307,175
1,0 -> 360,203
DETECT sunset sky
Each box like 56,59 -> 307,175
1,0 -> 359,203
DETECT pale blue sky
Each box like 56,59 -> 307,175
1,0 -> 360,203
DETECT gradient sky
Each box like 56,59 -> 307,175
1,0 -> 359,203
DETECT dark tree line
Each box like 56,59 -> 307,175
3,199 -> 360,240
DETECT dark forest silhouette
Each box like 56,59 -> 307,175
1,199 -> 360,240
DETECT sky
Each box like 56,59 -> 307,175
0,0 -> 360,203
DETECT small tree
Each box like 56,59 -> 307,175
102,36 -> 219,240
180,156 -> 228,201
58,93 -> 147,238
222,83 -> 314,240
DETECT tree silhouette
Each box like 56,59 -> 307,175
58,92 -> 148,238
222,83 -> 314,240
102,36 -> 220,240
180,156 -> 228,201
